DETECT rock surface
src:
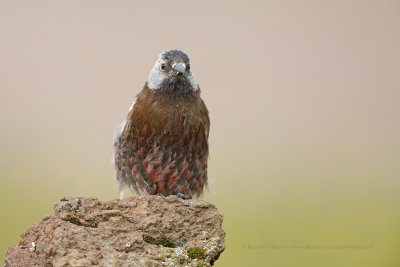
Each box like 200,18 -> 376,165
3,196 -> 225,266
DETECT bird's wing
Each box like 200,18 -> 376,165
128,98 -> 136,112
113,120 -> 127,147
112,94 -> 139,197
113,97 -> 137,147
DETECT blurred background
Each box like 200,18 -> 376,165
1,1 -> 399,266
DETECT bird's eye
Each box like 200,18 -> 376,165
160,63 -> 166,70
186,64 -> 190,71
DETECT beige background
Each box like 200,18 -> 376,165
1,1 -> 399,266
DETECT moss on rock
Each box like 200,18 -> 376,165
143,235 -> 176,248
187,247 -> 206,259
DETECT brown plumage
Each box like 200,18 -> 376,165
113,50 -> 209,198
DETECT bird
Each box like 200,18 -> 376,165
113,49 -> 210,199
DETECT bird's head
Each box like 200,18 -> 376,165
147,50 -> 198,95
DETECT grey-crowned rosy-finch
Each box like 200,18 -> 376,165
113,50 -> 209,199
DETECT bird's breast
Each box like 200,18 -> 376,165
126,88 -> 209,156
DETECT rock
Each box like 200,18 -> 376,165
3,196 -> 225,266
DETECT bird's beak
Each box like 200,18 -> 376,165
173,63 -> 186,76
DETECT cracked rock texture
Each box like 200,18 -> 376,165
3,196 -> 225,266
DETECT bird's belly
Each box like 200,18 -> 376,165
116,121 -> 208,197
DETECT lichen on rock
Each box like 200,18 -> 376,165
3,195 -> 225,266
